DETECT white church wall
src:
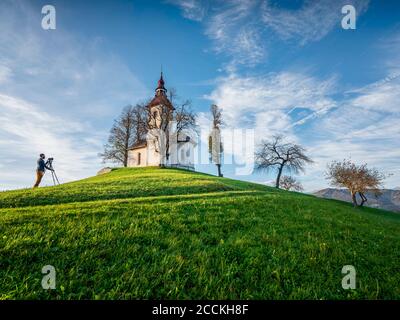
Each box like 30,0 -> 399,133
168,140 -> 178,166
127,147 -> 148,167
146,140 -> 161,166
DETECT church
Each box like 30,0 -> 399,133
127,73 -> 197,170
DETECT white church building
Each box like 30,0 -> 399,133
127,73 -> 197,170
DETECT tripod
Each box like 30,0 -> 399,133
46,159 -> 60,186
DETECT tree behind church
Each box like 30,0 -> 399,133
100,104 -> 146,167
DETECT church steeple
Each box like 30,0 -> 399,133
148,71 -> 174,111
155,72 -> 167,96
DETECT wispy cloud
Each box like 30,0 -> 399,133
205,0 -> 265,66
170,0 -> 370,67
261,0 -> 369,45
380,29 -> 400,73
206,71 -> 337,135
167,0 -> 207,21
351,82 -> 400,113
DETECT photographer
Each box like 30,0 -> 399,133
33,153 -> 53,188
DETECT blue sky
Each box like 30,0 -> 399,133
0,0 -> 399,191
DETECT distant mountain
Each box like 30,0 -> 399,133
313,188 -> 400,213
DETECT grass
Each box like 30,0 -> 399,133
0,167 -> 399,299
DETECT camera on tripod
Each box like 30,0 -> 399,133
45,157 -> 60,185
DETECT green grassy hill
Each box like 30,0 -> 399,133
1,167 -> 399,299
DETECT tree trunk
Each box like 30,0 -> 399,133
217,164 -> 223,177
165,128 -> 170,163
123,155 -> 128,167
123,140 -> 128,167
359,192 -> 367,207
124,120 -> 131,167
351,191 -> 358,207
123,143 -> 128,167
275,165 -> 284,188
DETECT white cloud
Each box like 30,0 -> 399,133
261,0 -> 370,45
340,68 -> 400,117
170,0 -> 370,67
168,0 -> 207,21
350,80 -> 400,114
380,31 -> 400,74
206,72 -> 336,135
205,0 -> 264,66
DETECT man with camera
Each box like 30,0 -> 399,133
33,153 -> 53,188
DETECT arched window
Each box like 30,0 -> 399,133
138,152 -> 141,165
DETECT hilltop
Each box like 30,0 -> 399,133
0,167 -> 399,299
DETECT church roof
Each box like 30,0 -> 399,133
148,94 -> 174,109
129,141 -> 147,150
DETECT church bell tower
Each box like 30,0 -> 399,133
147,72 -> 174,129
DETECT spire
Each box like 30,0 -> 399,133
155,70 -> 167,96
148,70 -> 175,111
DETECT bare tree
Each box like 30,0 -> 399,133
169,87 -> 178,105
100,104 -> 146,167
255,135 -> 313,188
326,159 -> 385,207
208,104 -> 223,177
280,175 -> 304,191
175,100 -> 197,143
131,103 -> 147,143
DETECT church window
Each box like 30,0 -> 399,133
138,152 -> 141,165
